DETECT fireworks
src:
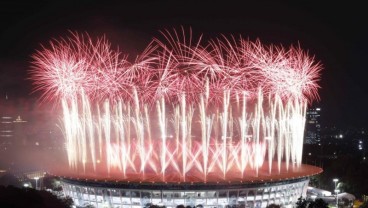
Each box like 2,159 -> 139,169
30,30 -> 321,182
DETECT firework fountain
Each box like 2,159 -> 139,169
30,29 -> 321,182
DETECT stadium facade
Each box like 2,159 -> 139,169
60,165 -> 322,208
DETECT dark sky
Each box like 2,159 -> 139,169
0,1 -> 367,128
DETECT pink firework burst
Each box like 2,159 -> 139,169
31,29 -> 321,105
30,29 -> 322,181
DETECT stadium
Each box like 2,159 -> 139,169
31,29 -> 322,208
58,164 -> 321,208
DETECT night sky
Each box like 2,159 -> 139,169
0,1 -> 367,128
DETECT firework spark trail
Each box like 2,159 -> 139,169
199,94 -> 213,181
239,91 -> 248,177
220,90 -> 230,178
157,97 -> 167,178
30,29 -> 321,181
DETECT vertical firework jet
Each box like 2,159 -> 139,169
30,30 -> 321,181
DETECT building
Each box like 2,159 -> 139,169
13,115 -> 28,146
305,107 -> 321,144
60,165 -> 322,208
0,94 -> 14,150
62,179 -> 309,208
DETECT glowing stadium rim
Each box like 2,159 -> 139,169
30,29 -> 322,182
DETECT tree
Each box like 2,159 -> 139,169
296,196 -> 308,208
309,199 -> 328,208
60,196 -> 74,208
148,205 -> 166,208
42,176 -> 63,192
309,176 -> 321,187
296,196 -> 329,208
266,204 -> 281,208
0,185 -> 73,208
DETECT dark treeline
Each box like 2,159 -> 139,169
0,185 -> 72,208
